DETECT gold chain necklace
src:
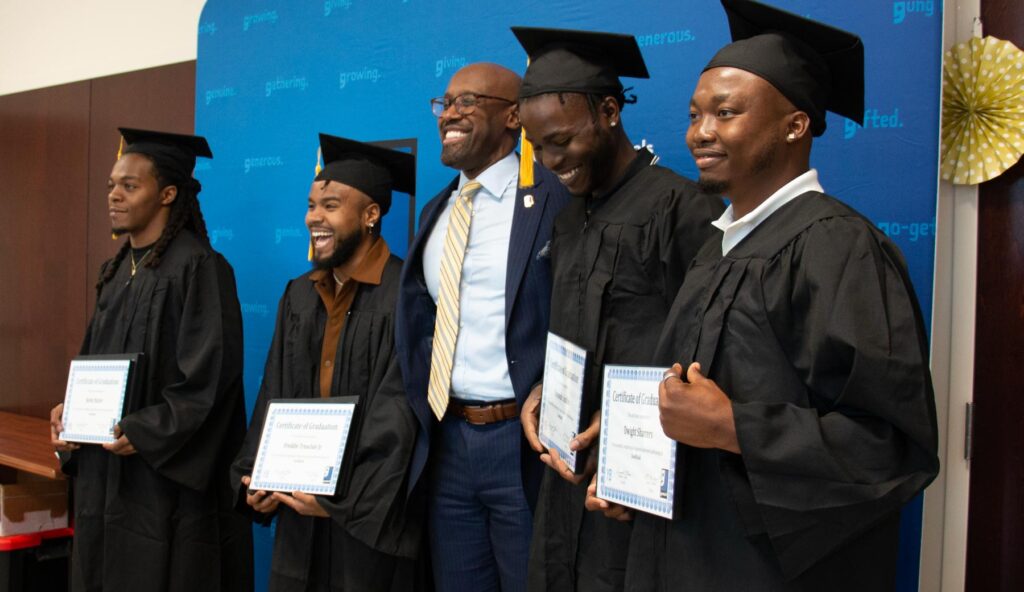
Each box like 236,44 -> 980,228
130,248 -> 154,277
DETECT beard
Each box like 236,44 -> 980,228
440,137 -> 473,169
697,176 -> 729,195
312,227 -> 363,271
697,134 -> 782,197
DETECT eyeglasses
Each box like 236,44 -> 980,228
430,93 -> 515,117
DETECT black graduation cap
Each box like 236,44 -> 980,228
315,133 -> 416,216
118,128 -> 213,179
704,0 -> 864,136
512,27 -> 649,100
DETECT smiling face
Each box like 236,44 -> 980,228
107,153 -> 176,245
305,179 -> 378,270
437,63 -> 521,178
520,93 -> 619,196
687,67 -> 806,204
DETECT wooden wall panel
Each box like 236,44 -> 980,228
0,61 -> 195,420
966,0 -> 1024,590
0,82 -> 90,418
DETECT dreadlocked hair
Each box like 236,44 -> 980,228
96,240 -> 132,290
145,161 -> 210,269
95,156 -> 211,288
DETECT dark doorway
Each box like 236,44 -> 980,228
965,1 -> 1024,590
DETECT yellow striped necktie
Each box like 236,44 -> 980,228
428,181 -> 483,420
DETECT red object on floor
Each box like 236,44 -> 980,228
0,527 -> 73,552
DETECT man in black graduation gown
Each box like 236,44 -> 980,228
512,28 -> 724,592
49,128 -> 253,592
230,134 -> 425,591
607,1 -> 940,590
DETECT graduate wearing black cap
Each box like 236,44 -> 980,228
230,134 -> 427,591
49,128 -> 254,592
596,2 -> 939,590
512,26 -> 724,592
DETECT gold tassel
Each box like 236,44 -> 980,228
518,57 -> 534,188
116,136 -> 124,160
310,144 -> 320,261
519,131 -> 535,188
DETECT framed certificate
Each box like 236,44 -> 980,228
538,332 -> 587,473
59,354 -> 143,444
250,397 -> 358,495
596,365 -> 677,519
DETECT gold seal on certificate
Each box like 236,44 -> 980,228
250,398 -> 358,495
596,365 -> 677,519
59,354 -> 142,444
538,332 -> 587,472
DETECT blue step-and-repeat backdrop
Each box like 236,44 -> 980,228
193,1 -> 941,590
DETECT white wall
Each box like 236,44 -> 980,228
0,0 -> 206,96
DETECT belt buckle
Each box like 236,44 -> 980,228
457,402 -> 494,425
465,409 -> 488,425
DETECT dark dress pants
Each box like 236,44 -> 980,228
428,413 -> 533,592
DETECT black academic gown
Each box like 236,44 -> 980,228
625,192 -> 939,591
230,254 -> 426,592
528,149 -> 724,592
64,230 -> 253,592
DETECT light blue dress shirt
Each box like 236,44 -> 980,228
423,151 -> 518,402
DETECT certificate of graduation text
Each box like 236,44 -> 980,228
538,332 -> 587,472
59,358 -> 132,444
596,365 -> 677,519
250,401 -> 355,495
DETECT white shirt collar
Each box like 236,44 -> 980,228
712,169 -> 824,255
458,151 -> 518,201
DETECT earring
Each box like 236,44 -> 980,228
787,133 -> 796,141
611,121 -> 618,127
368,222 -> 375,229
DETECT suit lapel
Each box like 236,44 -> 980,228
505,174 -> 549,324
408,178 -> 458,285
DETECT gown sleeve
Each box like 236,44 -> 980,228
728,216 -> 939,575
118,253 -> 246,492
316,317 -> 422,559
228,282 -> 294,519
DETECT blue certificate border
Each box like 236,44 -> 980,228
60,360 -> 131,444
539,333 -> 586,471
597,365 -> 677,519
251,402 -> 354,495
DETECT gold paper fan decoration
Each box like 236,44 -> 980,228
941,36 -> 1024,185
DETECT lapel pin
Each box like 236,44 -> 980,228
524,194 -> 535,209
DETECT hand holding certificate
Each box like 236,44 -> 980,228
59,354 -> 141,444
538,332 -> 587,473
596,365 -> 677,519
250,398 -> 357,495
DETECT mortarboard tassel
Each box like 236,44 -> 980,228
310,146 -> 321,261
518,58 -> 535,188
114,135 -> 125,239
519,131 -> 535,188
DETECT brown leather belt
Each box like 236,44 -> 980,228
448,400 -> 519,425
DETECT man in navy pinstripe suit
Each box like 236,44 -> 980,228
395,62 -> 571,592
